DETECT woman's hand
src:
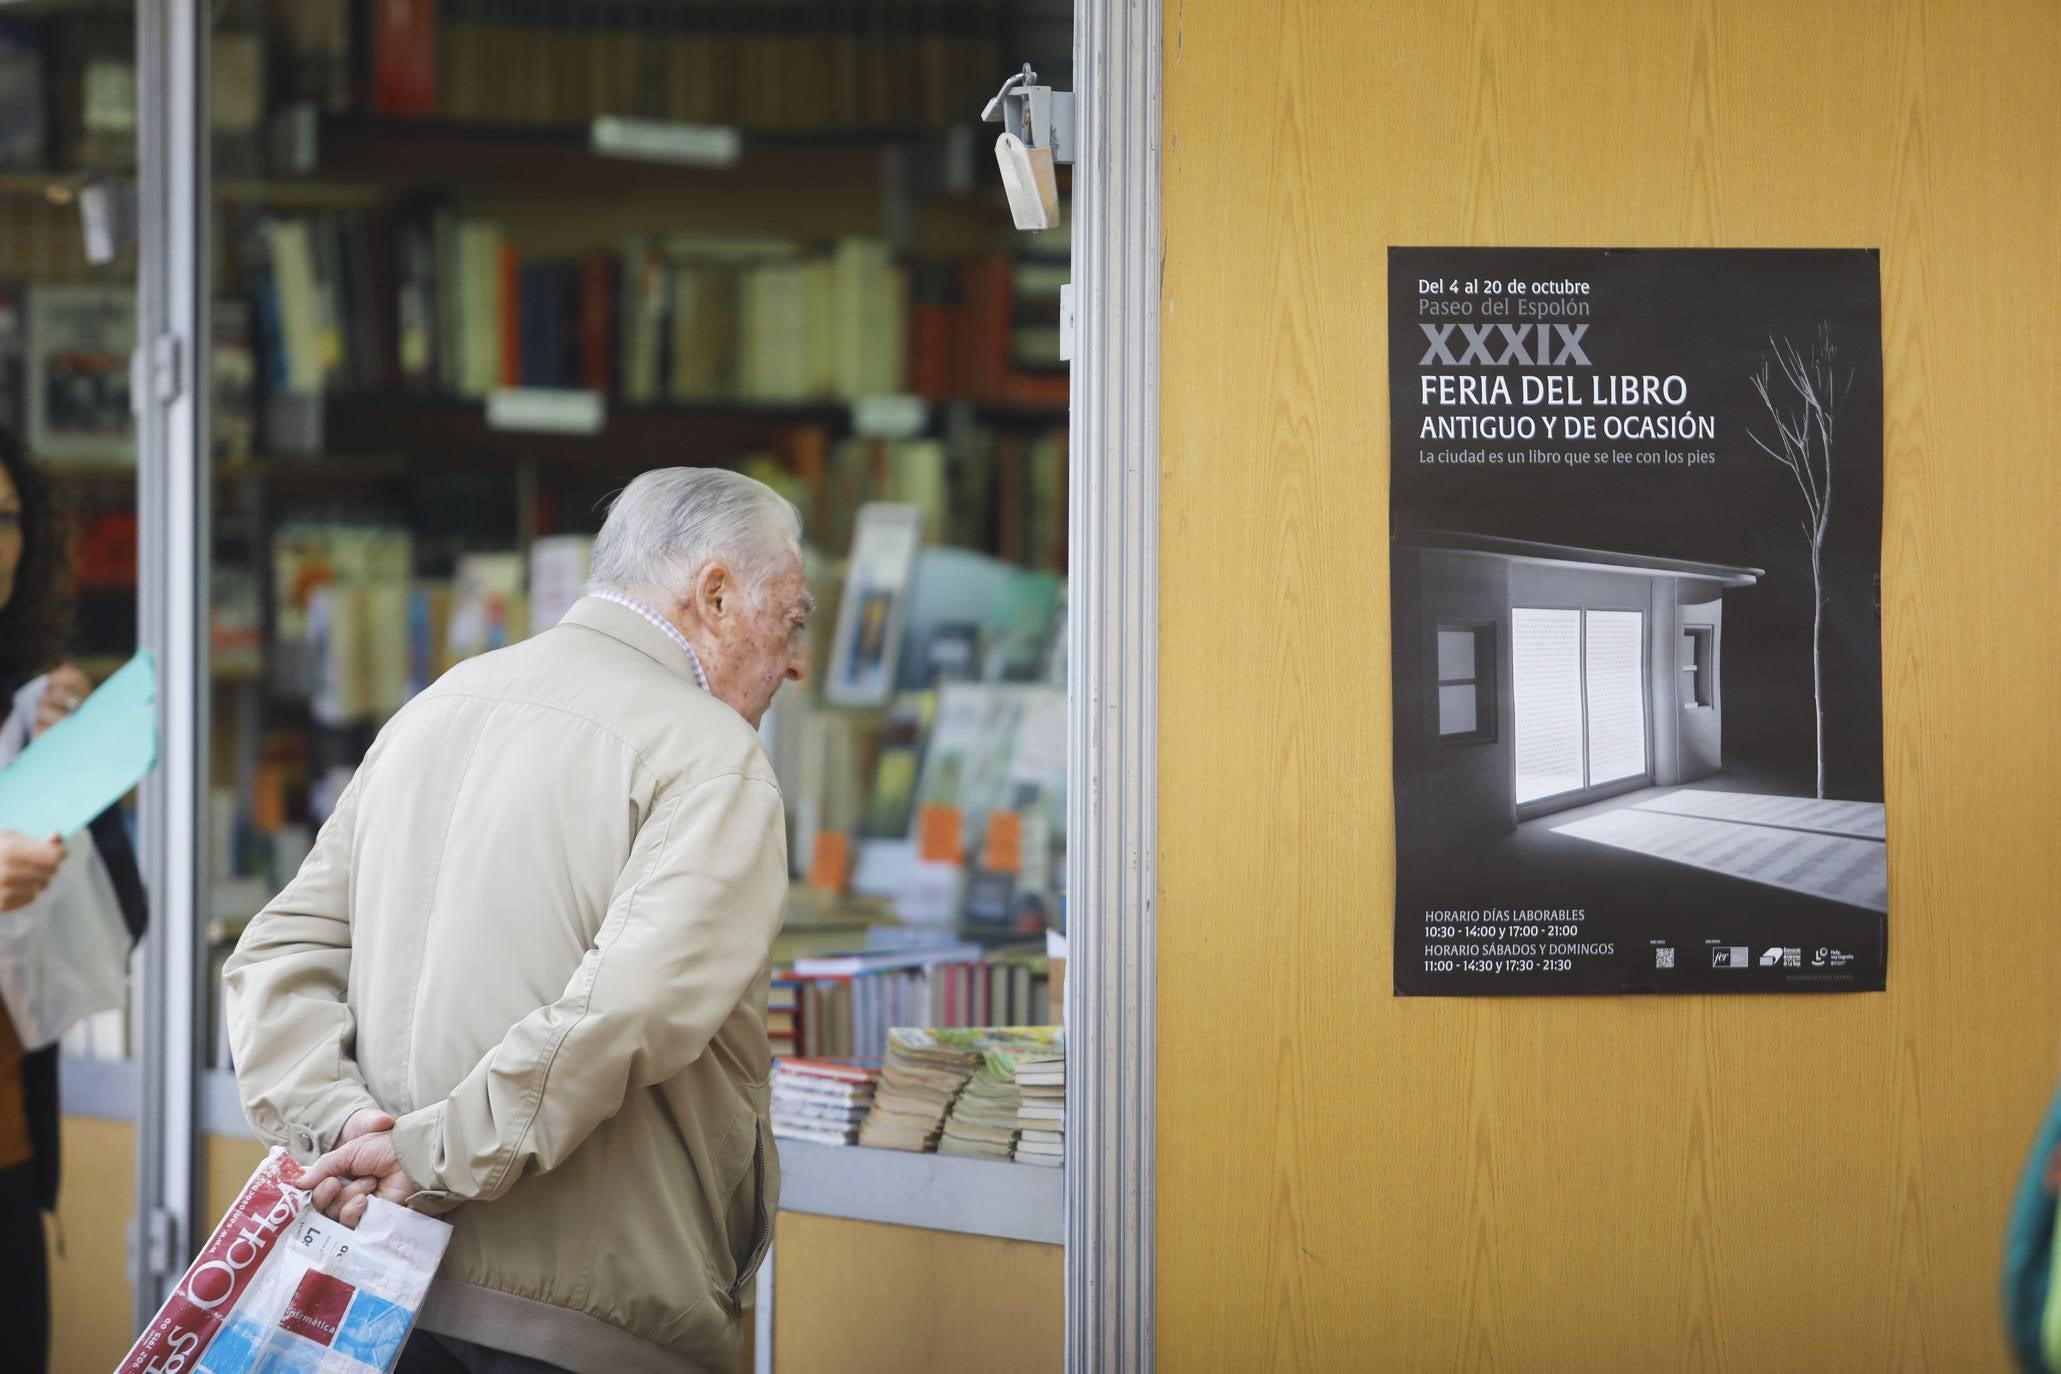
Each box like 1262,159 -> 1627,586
33,663 -> 92,738
0,830 -> 64,910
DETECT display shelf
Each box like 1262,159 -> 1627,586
60,1061 -> 1062,1244
775,1139 -> 1062,1244
43,396 -> 856,491
973,399 -> 1071,425
298,115 -> 964,200
320,394 -> 846,470
0,169 -> 385,212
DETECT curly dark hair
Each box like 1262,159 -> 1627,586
0,427 -> 75,677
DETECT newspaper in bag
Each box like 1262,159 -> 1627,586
118,1146 -> 452,1374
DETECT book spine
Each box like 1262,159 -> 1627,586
498,241 -> 521,389
579,254 -> 613,394
372,0 -> 438,116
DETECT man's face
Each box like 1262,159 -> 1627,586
704,550 -> 812,727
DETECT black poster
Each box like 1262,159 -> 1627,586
1388,248 -> 1886,996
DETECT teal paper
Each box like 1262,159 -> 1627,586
2048,1198 -> 2061,1371
0,651 -> 158,839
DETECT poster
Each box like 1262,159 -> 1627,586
1388,248 -> 1885,995
27,284 -> 135,463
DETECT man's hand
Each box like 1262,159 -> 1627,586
296,1128 -> 418,1229
0,831 -> 64,911
33,663 -> 92,738
2046,1144 -> 2061,1197
301,1108 -> 396,1223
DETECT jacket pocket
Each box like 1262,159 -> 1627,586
723,1117 -> 772,1306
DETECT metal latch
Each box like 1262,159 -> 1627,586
982,65 -> 1075,165
129,1206 -> 179,1290
983,65 -> 1074,231
133,334 -> 183,411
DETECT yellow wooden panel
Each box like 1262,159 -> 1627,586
771,1214 -> 1061,1373
50,1116 -> 135,1374
1159,1 -> 2061,1370
205,1132 -> 271,1225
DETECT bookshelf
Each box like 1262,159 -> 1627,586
30,10 -> 1074,1356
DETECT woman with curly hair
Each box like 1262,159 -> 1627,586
0,428 -> 146,1372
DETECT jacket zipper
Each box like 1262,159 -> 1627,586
728,1119 -> 771,1305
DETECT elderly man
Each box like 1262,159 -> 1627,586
225,468 -> 812,1374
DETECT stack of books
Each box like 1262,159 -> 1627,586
770,1060 -> 878,1147
1012,1053 -> 1065,1168
856,1029 -> 984,1153
938,1044 -> 1054,1162
859,1027 -> 1063,1156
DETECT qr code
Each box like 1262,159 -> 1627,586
1654,947 -> 1676,969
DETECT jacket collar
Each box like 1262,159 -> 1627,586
559,596 -> 706,688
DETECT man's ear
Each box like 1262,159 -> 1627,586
692,562 -> 734,624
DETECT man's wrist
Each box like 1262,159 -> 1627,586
390,1102 -> 457,1212
288,1083 -> 383,1164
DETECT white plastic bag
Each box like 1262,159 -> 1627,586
0,827 -> 130,1049
119,1147 -> 453,1373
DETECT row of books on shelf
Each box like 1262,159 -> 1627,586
238,491 -> 1058,730
243,525 -> 597,722
771,1026 -> 1063,1168
770,942 -> 1054,1061
0,2 -> 1010,180
242,213 -> 1064,411
332,0 -> 1009,134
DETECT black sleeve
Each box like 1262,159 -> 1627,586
87,806 -> 148,945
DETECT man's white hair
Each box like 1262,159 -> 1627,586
587,467 -> 801,605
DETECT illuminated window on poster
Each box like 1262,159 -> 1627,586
1512,607 -> 1649,804
1583,610 -> 1646,786
1512,609 -> 1582,803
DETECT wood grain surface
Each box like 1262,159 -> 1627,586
49,1117 -> 137,1374
771,1213 -> 1063,1372
1158,1 -> 2061,1369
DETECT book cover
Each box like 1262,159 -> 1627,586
26,284 -> 135,463
0,18 -> 46,169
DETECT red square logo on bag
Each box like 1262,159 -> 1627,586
280,1270 -> 356,1347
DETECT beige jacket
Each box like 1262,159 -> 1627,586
225,597 -> 787,1374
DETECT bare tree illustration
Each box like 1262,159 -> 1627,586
1748,323 -> 1852,800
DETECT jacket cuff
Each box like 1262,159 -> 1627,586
391,1101 -> 460,1214
277,1081 -> 383,1165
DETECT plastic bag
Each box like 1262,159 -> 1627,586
118,1147 -> 453,1374
0,827 -> 130,1049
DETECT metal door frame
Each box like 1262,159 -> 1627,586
1066,1 -> 1161,1369
132,0 -> 211,1324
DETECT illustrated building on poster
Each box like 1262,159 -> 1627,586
1393,529 -> 1759,823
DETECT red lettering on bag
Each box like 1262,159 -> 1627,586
115,1151 -> 308,1373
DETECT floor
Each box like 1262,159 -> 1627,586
1547,786 -> 1888,913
